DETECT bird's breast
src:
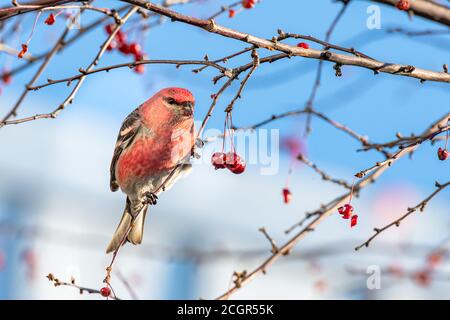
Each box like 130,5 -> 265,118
116,124 -> 193,189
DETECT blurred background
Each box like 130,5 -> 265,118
0,0 -> 449,299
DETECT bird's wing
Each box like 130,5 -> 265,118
110,107 -> 142,192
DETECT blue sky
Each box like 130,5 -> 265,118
3,0 -> 448,187
0,0 -> 449,299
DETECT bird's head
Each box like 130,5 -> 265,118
140,87 -> 195,130
159,87 -> 195,119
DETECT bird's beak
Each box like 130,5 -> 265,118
181,102 -> 194,117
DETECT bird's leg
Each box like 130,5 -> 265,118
144,192 -> 158,205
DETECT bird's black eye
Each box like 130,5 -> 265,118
167,97 -> 177,105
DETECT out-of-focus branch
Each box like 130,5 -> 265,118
387,27 -> 450,37
0,5 -> 131,80
370,0 -> 450,27
1,11 -> 76,123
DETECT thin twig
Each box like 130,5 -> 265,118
355,181 -> 450,251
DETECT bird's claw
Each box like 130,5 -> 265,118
195,138 -> 205,148
192,150 -> 201,159
144,192 -> 158,205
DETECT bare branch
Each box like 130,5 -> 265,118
355,181 -> 450,251
297,154 -> 353,190
121,0 -> 450,83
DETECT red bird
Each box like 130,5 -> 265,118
107,87 -> 195,253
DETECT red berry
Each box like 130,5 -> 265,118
242,0 -> 256,9
282,188 -> 292,204
230,161 -> 246,174
350,214 -> 358,227
105,24 -> 115,35
396,0 -> 410,11
118,43 -> 131,54
314,280 -> 327,293
129,42 -> 142,58
100,286 -> 111,297
2,72 -> 12,85
228,9 -> 236,18
226,152 -> 246,174
297,42 -> 309,49
211,152 -> 227,169
413,270 -> 431,287
437,147 -> 449,161
427,252 -> 443,268
338,204 -> 353,219
134,64 -> 145,74
45,13 -> 56,25
18,44 -> 28,59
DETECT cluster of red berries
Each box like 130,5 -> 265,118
211,112 -> 246,174
396,0 -> 410,11
297,42 -> 310,49
211,151 -> 246,174
338,204 -> 358,227
105,24 -> 146,74
100,286 -> 111,297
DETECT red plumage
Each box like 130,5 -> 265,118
107,87 -> 195,253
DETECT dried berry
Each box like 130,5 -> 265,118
45,13 -> 56,25
18,44 -> 28,59
282,188 -> 292,204
350,215 -> 358,227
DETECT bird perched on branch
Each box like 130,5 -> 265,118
107,87 -> 195,253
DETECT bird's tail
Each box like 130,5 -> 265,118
106,197 -> 148,254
